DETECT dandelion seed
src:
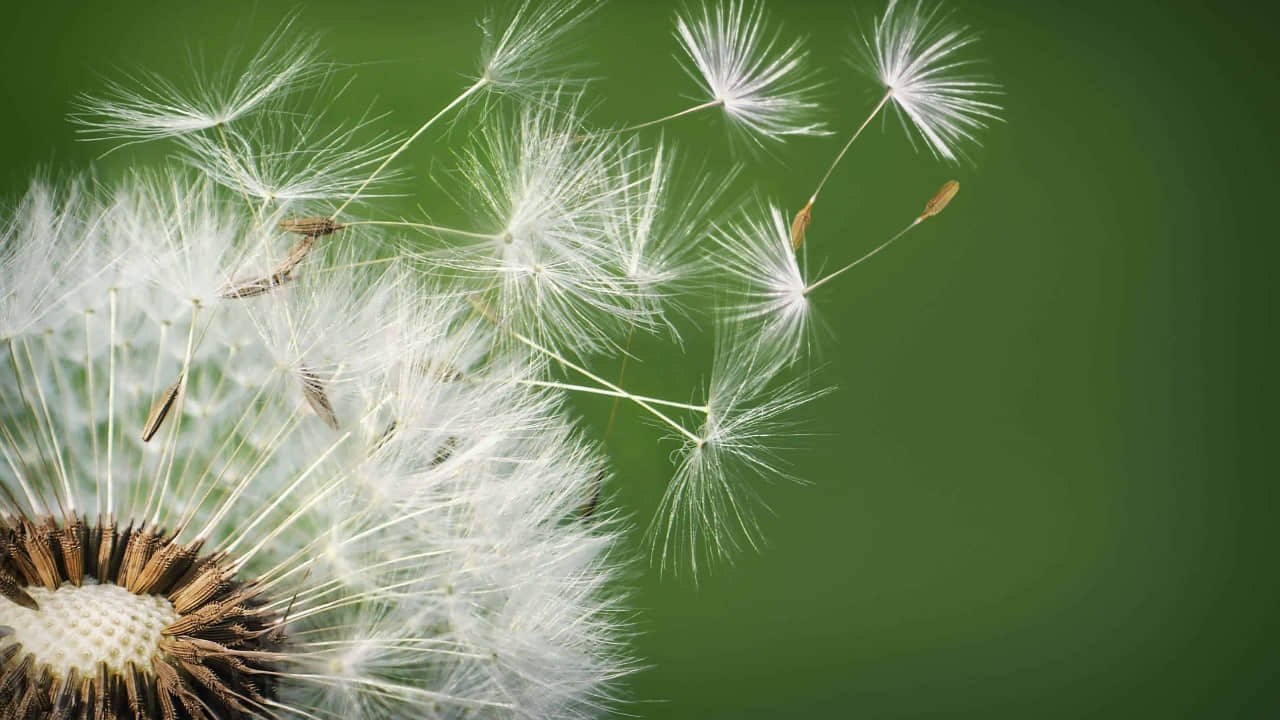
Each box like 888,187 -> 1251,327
0,572 -> 38,611
329,0 -> 599,220
179,111 -> 405,208
579,469 -> 607,520
803,182 -> 952,296
218,275 -> 280,299
608,137 -> 738,333
299,366 -> 340,430
789,200 -> 812,249
650,330 -> 830,575
723,179 -> 959,361
219,232 -> 318,300
795,1 -> 997,244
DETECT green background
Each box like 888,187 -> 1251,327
2,0 -> 1275,716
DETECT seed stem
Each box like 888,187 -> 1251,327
106,289 -> 117,514
804,217 -> 921,295
595,98 -> 725,137
468,298 -> 703,445
519,379 -> 709,413
216,123 -> 264,230
808,89 -> 893,207
603,325 -> 637,446
343,219 -> 501,241
17,337 -> 74,515
332,78 -> 489,219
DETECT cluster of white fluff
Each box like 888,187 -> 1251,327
2,0 -> 999,716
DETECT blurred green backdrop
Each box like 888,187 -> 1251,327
2,0 -> 1275,717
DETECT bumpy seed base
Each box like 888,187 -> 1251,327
0,579 -> 178,678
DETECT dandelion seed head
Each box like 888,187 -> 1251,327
1,173 -> 629,717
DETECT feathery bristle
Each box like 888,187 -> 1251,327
675,0 -> 826,145
860,0 -> 1002,163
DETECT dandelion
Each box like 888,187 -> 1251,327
792,0 -> 999,247
604,0 -> 824,145
0,174 -> 629,717
18,4 -> 1004,689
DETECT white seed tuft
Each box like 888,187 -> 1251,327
859,0 -> 1003,163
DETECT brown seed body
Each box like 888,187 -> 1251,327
219,233 -> 319,300
790,201 -> 813,250
277,217 -> 344,238
142,375 -> 184,443
299,368 -> 340,430
920,180 -> 960,220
